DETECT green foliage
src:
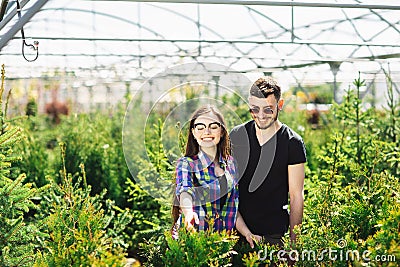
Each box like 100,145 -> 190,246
15,108 -> 132,207
233,240 -> 262,267
287,74 -> 400,266
131,117 -> 174,229
138,227 -> 169,267
0,65 -> 45,267
221,92 -> 252,123
13,130 -> 52,188
365,203 -> 400,266
54,113 -> 129,206
316,74 -> 398,183
25,98 -> 37,117
34,143 -> 127,267
124,175 -> 170,259
125,179 -> 166,231
12,87 -> 175,259
289,82 -> 334,104
163,226 -> 238,267
0,174 -> 44,267
279,97 -> 331,174
144,118 -> 175,181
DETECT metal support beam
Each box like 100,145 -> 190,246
14,36 -> 400,48
86,0 -> 400,10
0,0 -> 49,50
0,0 -> 10,22
0,0 -> 30,31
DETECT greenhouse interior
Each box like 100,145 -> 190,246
0,1 -> 399,266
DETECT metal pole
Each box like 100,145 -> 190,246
291,0 -> 294,42
0,0 -> 49,50
12,36 -> 400,48
0,0 -> 30,31
0,0 -> 10,21
85,0 -> 400,10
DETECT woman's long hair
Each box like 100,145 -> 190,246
171,104 -> 231,228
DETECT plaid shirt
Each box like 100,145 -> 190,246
175,150 -> 239,231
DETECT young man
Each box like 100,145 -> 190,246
230,76 -> 306,246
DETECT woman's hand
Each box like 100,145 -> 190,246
183,211 -> 199,231
179,192 -> 199,231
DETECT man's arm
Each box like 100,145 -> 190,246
288,163 -> 305,244
235,212 -> 262,248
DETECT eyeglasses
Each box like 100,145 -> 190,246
249,106 -> 274,115
193,122 -> 221,133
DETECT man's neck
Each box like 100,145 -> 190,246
255,120 -> 282,145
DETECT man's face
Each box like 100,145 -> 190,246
248,95 -> 282,130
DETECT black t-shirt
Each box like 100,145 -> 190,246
218,174 -> 228,210
230,121 -> 306,235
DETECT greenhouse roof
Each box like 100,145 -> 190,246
1,0 -> 400,97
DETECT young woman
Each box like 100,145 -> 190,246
172,105 -> 261,248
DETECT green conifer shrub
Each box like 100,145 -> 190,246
0,65 -> 45,266
34,143 -> 128,267
163,225 -> 238,267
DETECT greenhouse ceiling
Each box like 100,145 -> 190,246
0,0 -> 400,96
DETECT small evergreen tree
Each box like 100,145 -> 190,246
0,65 -> 43,266
34,143 -> 128,266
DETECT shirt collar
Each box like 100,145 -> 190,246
197,149 -> 226,169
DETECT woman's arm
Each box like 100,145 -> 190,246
175,157 -> 199,231
180,191 -> 199,231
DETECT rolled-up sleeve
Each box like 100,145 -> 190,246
175,157 -> 195,199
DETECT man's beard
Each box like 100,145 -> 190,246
255,110 -> 279,130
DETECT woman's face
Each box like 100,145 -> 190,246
192,112 -> 223,149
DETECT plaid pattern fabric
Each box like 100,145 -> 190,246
175,150 -> 239,231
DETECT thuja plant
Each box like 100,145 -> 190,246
34,143 -> 128,267
162,225 -> 238,267
365,202 -> 400,265
293,169 -> 399,266
0,65 -> 46,266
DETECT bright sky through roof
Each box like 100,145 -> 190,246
0,0 -> 399,102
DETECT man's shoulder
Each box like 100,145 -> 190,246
230,120 -> 252,134
280,124 -> 304,141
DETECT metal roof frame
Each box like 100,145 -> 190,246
0,0 -> 399,104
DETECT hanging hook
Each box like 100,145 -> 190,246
16,0 -> 39,62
